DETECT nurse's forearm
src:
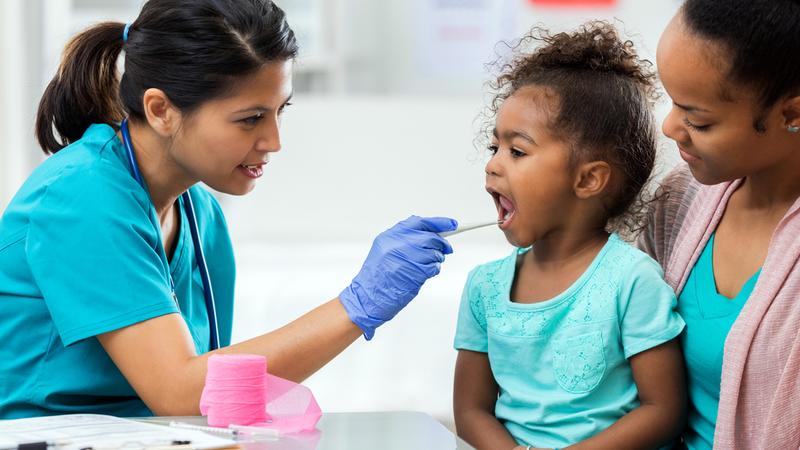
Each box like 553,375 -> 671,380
216,297 -> 362,382
99,298 -> 362,416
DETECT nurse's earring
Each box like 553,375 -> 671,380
787,125 -> 800,133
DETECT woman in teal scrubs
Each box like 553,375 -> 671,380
642,0 -> 800,448
0,0 -> 456,418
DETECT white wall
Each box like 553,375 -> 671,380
0,0 -> 47,211
0,0 -> 27,210
225,95 -> 494,241
328,0 -> 684,96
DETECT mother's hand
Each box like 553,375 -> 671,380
338,215 -> 457,339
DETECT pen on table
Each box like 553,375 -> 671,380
1,441 -> 69,450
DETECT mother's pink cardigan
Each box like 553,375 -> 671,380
638,164 -> 800,450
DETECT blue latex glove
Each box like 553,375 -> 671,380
339,216 -> 458,340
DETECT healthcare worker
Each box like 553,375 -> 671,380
0,0 -> 457,418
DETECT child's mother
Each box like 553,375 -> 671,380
640,0 -> 800,448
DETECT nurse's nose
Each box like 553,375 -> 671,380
256,115 -> 282,154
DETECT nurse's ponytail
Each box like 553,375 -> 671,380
35,0 -> 298,155
36,22 -> 126,154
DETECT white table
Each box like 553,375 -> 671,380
141,411 -> 475,450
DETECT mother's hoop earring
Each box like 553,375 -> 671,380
788,125 -> 800,133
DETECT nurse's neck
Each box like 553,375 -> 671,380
119,121 -> 196,222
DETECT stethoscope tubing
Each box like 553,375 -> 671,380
120,118 -> 220,351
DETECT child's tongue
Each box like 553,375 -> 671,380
498,195 -> 515,217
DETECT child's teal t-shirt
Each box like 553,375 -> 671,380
454,234 -> 685,449
0,124 -> 236,418
679,233 -> 759,450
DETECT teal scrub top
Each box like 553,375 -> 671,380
454,235 -> 685,448
0,124 -> 236,418
678,233 -> 760,450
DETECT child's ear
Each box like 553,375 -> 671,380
573,161 -> 612,199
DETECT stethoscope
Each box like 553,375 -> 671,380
120,118 -> 220,351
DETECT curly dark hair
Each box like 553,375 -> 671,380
479,21 -> 660,238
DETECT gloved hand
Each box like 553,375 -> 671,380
339,215 -> 458,340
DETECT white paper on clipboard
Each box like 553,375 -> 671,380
0,414 -> 235,450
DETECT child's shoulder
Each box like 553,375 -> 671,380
466,247 -> 520,284
460,249 -> 519,318
604,234 -> 664,276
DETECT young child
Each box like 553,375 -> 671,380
453,22 -> 686,450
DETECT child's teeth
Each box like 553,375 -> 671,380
504,211 -> 511,220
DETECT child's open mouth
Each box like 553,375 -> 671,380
488,189 -> 515,230
497,195 -> 515,230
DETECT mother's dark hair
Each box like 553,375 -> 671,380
35,0 -> 298,154
682,0 -> 800,130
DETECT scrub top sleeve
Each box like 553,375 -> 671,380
27,167 -> 178,346
617,256 -> 686,359
454,268 -> 489,353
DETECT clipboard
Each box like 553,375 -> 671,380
0,414 -> 237,450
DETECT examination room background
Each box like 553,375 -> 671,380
0,0 -> 682,429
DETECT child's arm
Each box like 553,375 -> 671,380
565,338 -> 686,450
454,349 -> 522,450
